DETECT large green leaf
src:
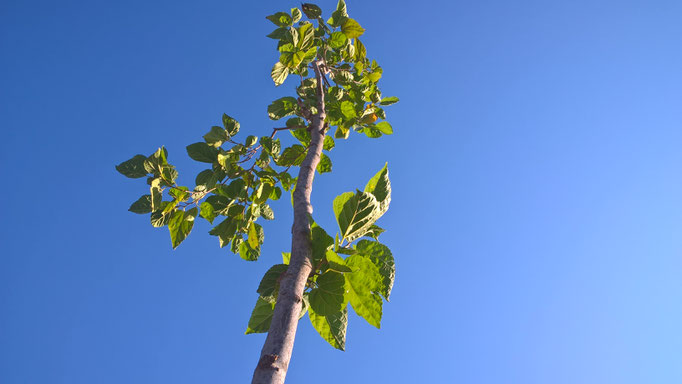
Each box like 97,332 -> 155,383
222,114 -> 240,136
203,126 -> 230,146
364,163 -> 391,218
325,250 -> 353,273
208,216 -> 237,248
355,240 -> 395,300
309,271 -> 345,316
333,191 -> 380,242
245,296 -> 275,334
340,100 -> 356,119
280,49 -> 306,69
341,18 -> 365,39
128,195 -> 152,214
329,31 -> 347,49
247,222 -> 264,250
277,145 -> 307,166
345,255 -> 383,328
301,3 -> 322,18
266,12 -> 293,27
309,305 -> 348,350
116,154 -> 148,178
375,121 -> 393,135
266,27 -> 288,40
316,153 -> 332,174
260,203 -> 275,220
271,62 -> 289,86
297,23 -> 315,50
257,264 -> 289,298
186,142 -> 218,163
168,207 -> 197,249
327,0 -> 348,27
267,96 -> 298,120
311,224 -> 334,264
290,127 -> 311,146
323,136 -> 335,151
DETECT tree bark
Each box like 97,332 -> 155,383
251,60 -> 327,384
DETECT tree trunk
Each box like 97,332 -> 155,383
251,60 -> 327,384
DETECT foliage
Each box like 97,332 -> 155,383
116,0 -> 398,351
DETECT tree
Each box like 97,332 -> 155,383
115,2 -> 398,383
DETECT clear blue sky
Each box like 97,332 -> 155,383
2,0 -> 682,383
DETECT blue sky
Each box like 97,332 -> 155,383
2,0 -> 682,383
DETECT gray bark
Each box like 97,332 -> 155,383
251,60 -> 327,384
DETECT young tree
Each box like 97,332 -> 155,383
116,2 -> 398,383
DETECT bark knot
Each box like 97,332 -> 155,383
257,354 -> 279,371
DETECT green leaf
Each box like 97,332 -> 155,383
267,96 -> 298,120
379,96 -> 399,106
128,195 -> 152,214
277,145 -> 307,166
345,255 -> 384,328
309,271 -> 345,316
364,224 -> 385,240
266,27 -> 288,40
341,18 -> 364,39
356,240 -> 395,300
280,50 -> 306,69
266,12 -> 293,27
297,23 -> 315,50
222,114 -> 240,136
329,31 -> 347,49
323,136 -> 335,151
245,296 -> 275,334
150,202 -> 172,227
355,38 -> 366,61
361,124 -> 383,138
301,3 -> 322,19
282,252 -> 291,264
168,187 -> 189,202
199,201 -> 216,224
271,62 -> 289,86
368,67 -> 382,83
150,178 -> 162,211
143,147 -> 169,176
209,217 -> 237,248
375,121 -> 393,135
168,207 -> 197,249
364,163 -> 391,218
186,142 -> 218,163
327,0 -> 348,27
311,224 -> 334,264
195,169 -> 219,190
333,191 -> 380,242
325,250 -> 353,273
309,305 -> 348,350
245,135 -> 258,147
291,127 -> 311,146
239,241 -> 260,261
340,100 -> 357,119
116,154 -> 148,178
247,222 -> 260,249
257,264 -> 289,298
203,126 -> 230,146
316,153 -> 332,174
291,7 -> 302,23
260,203 -> 275,220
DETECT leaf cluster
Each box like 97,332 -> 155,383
246,164 -> 394,350
265,0 -> 399,140
116,0 -> 399,351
